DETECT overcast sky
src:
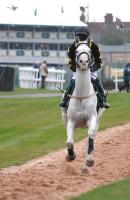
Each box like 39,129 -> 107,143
0,0 -> 129,25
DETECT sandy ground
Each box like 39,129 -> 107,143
0,123 -> 130,200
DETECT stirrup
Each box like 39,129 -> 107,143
104,102 -> 110,109
59,102 -> 67,108
102,101 -> 110,109
98,100 -> 110,109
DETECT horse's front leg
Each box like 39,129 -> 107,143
66,120 -> 76,161
86,115 -> 97,167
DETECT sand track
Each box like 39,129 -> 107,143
0,123 -> 130,200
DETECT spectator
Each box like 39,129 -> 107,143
39,61 -> 48,88
119,63 -> 130,92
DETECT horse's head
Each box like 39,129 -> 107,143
75,42 -> 91,70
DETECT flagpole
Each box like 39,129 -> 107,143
87,5 -> 89,23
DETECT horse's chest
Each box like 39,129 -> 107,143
75,109 -> 88,120
68,99 -> 96,127
69,108 -> 89,126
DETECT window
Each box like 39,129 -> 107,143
60,44 -> 70,50
66,32 -> 74,39
0,42 -> 7,49
16,50 -> 24,56
42,32 -> 49,38
10,43 -> 23,49
35,43 -> 48,50
41,51 -> 49,57
23,43 -> 33,50
9,43 -> 33,50
16,31 -> 25,38
49,44 -> 57,50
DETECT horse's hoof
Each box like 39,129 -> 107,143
66,153 -> 76,162
86,159 -> 94,167
81,166 -> 89,174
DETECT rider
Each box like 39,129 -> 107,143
59,26 -> 110,109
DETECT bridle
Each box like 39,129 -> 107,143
75,42 -> 91,68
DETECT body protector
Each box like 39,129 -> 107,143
68,40 -> 103,73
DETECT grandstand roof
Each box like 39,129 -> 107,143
0,7 -> 86,27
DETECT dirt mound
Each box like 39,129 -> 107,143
0,123 -> 130,200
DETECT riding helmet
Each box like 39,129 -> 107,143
75,26 -> 89,40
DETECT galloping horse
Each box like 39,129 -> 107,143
61,41 -> 105,170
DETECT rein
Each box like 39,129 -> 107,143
68,92 -> 96,101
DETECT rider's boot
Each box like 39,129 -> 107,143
59,93 -> 70,108
59,79 -> 75,108
92,78 -> 110,109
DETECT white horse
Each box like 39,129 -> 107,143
61,41 -> 105,169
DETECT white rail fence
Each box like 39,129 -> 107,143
19,67 -> 66,90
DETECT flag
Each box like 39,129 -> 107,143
116,24 -> 124,30
119,24 -> 125,29
116,17 -> 124,29
61,5 -> 64,13
116,17 -> 122,23
34,8 -> 38,16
